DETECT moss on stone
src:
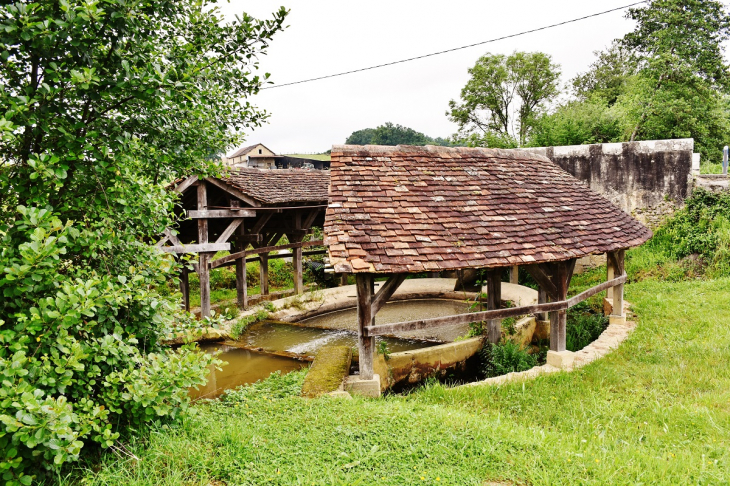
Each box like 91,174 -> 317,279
301,345 -> 352,398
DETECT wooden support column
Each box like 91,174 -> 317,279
607,249 -> 625,318
356,273 -> 375,380
509,266 -> 519,284
233,205 -> 247,309
526,259 -> 576,352
486,269 -> 502,344
259,252 -> 269,295
293,245 -> 303,294
292,211 -> 304,294
537,287 -> 548,321
606,252 -> 615,300
180,264 -> 190,312
197,182 -> 211,319
340,273 -> 348,286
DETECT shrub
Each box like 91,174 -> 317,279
479,341 -> 537,378
565,302 -> 609,352
0,208 -> 218,482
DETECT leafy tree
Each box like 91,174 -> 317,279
529,99 -> 623,147
571,41 -> 639,106
345,128 -> 376,145
345,123 -> 451,146
621,0 -> 730,146
0,0 -> 286,481
540,0 -> 730,162
448,51 -> 560,147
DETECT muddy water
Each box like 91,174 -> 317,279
190,343 -> 307,400
242,321 -> 435,355
191,299 -> 470,399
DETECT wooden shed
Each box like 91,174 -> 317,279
159,168 -> 330,317
324,144 -> 652,380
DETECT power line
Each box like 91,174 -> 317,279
260,1 -> 648,90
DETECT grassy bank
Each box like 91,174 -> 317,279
65,276 -> 730,485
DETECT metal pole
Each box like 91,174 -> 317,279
723,146 -> 728,175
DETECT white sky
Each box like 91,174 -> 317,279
217,1 -> 645,155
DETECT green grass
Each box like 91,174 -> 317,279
64,276 -> 730,485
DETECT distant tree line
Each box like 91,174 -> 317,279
345,122 -> 452,147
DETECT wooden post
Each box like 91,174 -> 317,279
293,244 -> 303,294
526,260 -> 576,352
550,262 -> 574,352
509,266 -> 519,284
340,273 -> 348,286
259,252 -> 269,295
537,287 -> 548,321
235,234 -> 247,311
607,250 -> 625,318
486,269 -> 502,344
356,273 -> 375,380
606,252 -> 615,300
197,182 -> 211,319
180,264 -> 190,312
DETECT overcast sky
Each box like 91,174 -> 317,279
214,1 -> 673,155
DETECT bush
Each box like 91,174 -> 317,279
0,208 -> 217,482
479,341 -> 537,378
626,189 -> 730,280
565,302 -> 609,352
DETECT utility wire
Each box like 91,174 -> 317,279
261,1 -> 648,90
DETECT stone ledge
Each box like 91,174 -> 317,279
345,374 -> 382,398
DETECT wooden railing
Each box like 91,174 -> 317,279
364,274 -> 627,337
210,240 -> 324,269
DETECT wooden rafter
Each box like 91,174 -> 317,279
204,177 -> 261,207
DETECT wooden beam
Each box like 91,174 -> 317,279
356,274 -> 375,380
371,274 -> 407,316
293,245 -> 303,294
607,249 -> 626,317
547,259 -> 576,352
188,209 -> 255,218
509,266 -> 519,284
180,265 -> 190,312
250,212 -> 274,235
204,177 -> 261,207
210,240 -> 324,268
259,252 -> 269,295
174,176 -> 198,194
160,243 -> 231,254
606,252 -> 615,300
566,275 -> 627,308
365,301 -> 567,337
537,287 -> 548,321
156,235 -> 170,247
235,220 -> 247,310
198,181 -> 211,319
215,219 -> 244,244
486,269 -> 502,344
301,208 -> 321,230
525,263 -> 559,300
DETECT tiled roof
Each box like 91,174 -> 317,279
220,168 -> 330,205
324,144 -> 652,273
229,144 -> 257,158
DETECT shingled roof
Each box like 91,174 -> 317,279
219,167 -> 330,205
324,144 -> 652,274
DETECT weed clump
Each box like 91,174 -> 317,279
479,341 -> 537,378
565,301 -> 609,352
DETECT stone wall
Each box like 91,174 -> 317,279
695,174 -> 729,193
522,139 -> 694,229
